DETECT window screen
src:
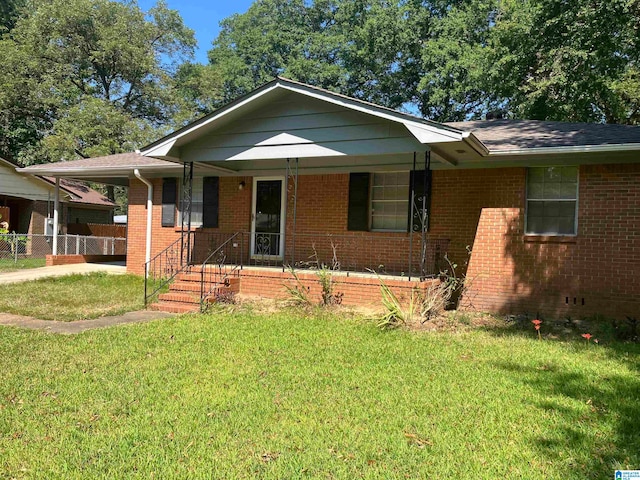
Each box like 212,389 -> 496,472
526,166 -> 578,235
371,172 -> 410,231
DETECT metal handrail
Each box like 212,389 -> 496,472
144,231 -> 194,306
199,232 -> 243,311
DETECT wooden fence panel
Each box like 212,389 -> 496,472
67,223 -> 127,238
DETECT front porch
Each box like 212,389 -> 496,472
148,260 -> 444,314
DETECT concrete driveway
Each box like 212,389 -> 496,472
0,262 -> 127,284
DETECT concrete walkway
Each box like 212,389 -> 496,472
0,310 -> 174,334
0,262 -> 127,284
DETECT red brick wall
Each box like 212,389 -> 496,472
465,163 -> 640,319
238,268 -> 437,308
129,165 -> 640,318
127,177 -> 253,275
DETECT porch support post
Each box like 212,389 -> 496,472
408,152 -> 416,281
181,161 -> 193,264
283,158 -> 290,271
52,177 -> 60,256
420,150 -> 431,279
291,158 -> 298,267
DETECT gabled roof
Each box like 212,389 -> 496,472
41,177 -> 115,208
141,77 -> 488,158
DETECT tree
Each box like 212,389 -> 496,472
0,0 -> 198,164
206,0 -> 640,125
0,0 -> 26,32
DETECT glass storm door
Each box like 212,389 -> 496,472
251,178 -> 285,258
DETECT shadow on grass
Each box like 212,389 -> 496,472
475,313 -> 640,477
492,357 -> 640,478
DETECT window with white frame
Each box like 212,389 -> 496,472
526,166 -> 578,235
370,172 -> 410,231
178,176 -> 203,227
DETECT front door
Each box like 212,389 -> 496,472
251,178 -> 285,259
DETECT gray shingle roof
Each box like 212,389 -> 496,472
21,152 -> 176,172
446,119 -> 640,151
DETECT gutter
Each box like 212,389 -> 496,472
134,169 -> 153,274
487,143 -> 640,156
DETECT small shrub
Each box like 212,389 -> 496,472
377,280 -> 420,329
316,265 -> 343,306
283,266 -> 312,307
420,281 -> 454,322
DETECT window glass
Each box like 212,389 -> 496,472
178,177 -> 203,227
526,167 -> 578,235
371,172 -> 409,231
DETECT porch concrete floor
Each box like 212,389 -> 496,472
0,262 -> 127,284
207,264 -> 427,282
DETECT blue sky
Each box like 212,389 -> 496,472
137,0 -> 255,63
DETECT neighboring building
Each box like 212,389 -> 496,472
0,157 -> 116,234
18,78 -> 640,319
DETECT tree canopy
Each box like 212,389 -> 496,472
2,0 -> 640,168
0,0 -> 202,165
208,0 -> 640,123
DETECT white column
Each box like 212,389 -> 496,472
52,177 -> 60,256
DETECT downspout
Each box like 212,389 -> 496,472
134,169 -> 153,274
52,177 -> 60,256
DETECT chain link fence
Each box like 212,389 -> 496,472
0,234 -> 126,262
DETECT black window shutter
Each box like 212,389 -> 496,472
408,170 -> 432,232
202,176 -> 219,228
347,173 -> 370,231
161,178 -> 177,227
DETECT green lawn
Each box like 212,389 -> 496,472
0,257 -> 46,273
0,309 -> 638,479
0,273 -> 144,321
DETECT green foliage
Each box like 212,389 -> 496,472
376,273 -> 421,329
0,0 -> 202,164
282,266 -> 312,307
315,265 -> 343,306
207,0 -> 640,124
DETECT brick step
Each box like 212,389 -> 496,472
149,301 -> 199,314
169,281 -> 224,293
179,270 -> 238,281
158,292 -> 200,304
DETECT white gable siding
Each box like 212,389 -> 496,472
181,93 -> 423,163
0,161 -> 55,201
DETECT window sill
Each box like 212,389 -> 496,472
523,235 -> 577,244
173,226 -> 205,232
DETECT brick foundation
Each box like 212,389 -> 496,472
46,254 -> 126,266
238,268 -> 435,307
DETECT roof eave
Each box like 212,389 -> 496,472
488,143 -> 640,156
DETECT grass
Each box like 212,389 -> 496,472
0,273 -> 144,321
0,257 -> 46,273
0,307 -> 638,479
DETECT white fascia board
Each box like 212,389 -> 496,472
278,82 -> 464,143
140,84 -> 280,157
488,143 -> 640,156
462,132 -> 490,156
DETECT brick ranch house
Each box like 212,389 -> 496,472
19,77 -> 640,318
